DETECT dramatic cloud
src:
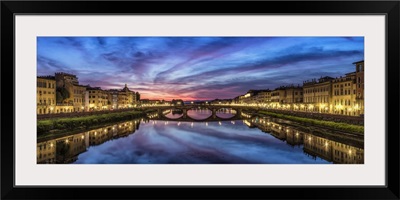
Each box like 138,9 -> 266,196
37,37 -> 364,101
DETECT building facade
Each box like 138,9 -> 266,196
331,72 -> 357,115
354,60 -> 364,115
303,76 -> 334,113
118,84 -> 135,108
87,87 -> 109,111
72,84 -> 87,112
106,89 -> 119,110
284,86 -> 303,104
37,76 -> 56,114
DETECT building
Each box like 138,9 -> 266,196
87,86 -> 109,111
239,90 -> 271,105
118,84 -> 135,108
106,89 -> 119,110
37,72 -> 142,113
284,85 -> 303,104
354,60 -> 364,115
303,76 -> 334,113
37,76 -> 56,114
72,84 -> 87,112
54,72 -> 82,113
331,73 -> 357,115
270,87 -> 286,106
255,90 -> 271,105
171,99 -> 184,106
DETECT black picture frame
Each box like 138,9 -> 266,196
1,1 -> 399,199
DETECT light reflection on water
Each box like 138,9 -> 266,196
37,111 -> 364,164
164,108 -> 237,120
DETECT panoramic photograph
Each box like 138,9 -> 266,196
36,37 -> 364,164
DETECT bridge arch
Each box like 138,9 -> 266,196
215,107 -> 239,119
186,107 -> 213,120
146,105 -> 244,122
160,108 -> 184,119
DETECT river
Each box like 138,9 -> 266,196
37,109 -> 364,164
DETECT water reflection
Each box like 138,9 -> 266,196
247,117 -> 364,164
215,108 -> 236,119
164,109 -> 183,119
187,108 -> 212,120
37,112 -> 364,164
37,120 -> 140,164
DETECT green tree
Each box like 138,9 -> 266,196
56,91 -> 63,103
56,87 -> 70,103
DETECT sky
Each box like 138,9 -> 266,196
37,37 -> 364,101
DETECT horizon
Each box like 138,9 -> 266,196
37,37 -> 364,101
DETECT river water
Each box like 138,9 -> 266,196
37,109 -> 364,164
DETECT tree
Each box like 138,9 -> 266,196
56,92 -> 63,103
56,87 -> 70,103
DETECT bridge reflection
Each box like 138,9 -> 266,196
37,114 -> 364,164
148,106 -> 244,122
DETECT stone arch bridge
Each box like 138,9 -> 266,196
141,105 -> 256,122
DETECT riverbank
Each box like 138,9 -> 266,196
258,111 -> 364,135
37,110 -> 145,139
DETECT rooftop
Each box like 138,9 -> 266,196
352,60 -> 364,64
37,75 -> 55,80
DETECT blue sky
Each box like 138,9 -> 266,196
37,37 -> 364,101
